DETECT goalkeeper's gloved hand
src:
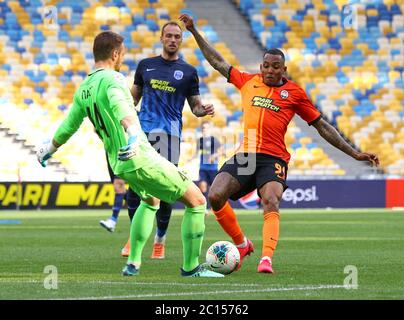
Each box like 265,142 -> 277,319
36,141 -> 58,167
118,127 -> 139,161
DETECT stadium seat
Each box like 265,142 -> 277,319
235,0 -> 404,175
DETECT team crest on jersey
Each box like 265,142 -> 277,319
280,90 -> 289,99
174,70 -> 184,80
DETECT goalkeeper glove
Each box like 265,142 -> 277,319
118,125 -> 139,161
36,140 -> 58,167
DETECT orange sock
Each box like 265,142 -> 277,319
262,212 -> 280,258
213,201 -> 245,245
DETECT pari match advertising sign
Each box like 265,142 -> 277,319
1,179 -> 403,210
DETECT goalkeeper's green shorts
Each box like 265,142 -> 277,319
119,155 -> 192,204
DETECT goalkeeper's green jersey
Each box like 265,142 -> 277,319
53,68 -> 154,175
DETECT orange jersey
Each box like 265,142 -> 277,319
229,67 -> 321,163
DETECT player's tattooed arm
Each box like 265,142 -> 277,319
180,14 -> 231,78
188,95 -> 215,117
313,118 -> 380,167
130,84 -> 143,107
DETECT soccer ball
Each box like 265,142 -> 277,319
205,241 -> 240,275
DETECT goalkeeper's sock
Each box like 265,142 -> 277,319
262,212 -> 280,258
127,201 -> 159,266
111,192 -> 125,221
213,201 -> 245,245
181,204 -> 206,272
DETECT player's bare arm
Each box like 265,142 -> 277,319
130,84 -> 143,106
179,14 -> 231,78
313,118 -> 380,167
187,95 -> 215,117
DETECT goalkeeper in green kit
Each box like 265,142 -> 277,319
36,31 -> 223,278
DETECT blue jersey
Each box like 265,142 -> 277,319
134,56 -> 200,137
197,136 -> 221,171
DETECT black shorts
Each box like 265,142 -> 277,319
218,153 -> 288,201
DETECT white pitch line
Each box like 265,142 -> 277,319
61,284 -> 346,300
0,280 -> 263,287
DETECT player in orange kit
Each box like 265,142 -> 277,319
180,13 -> 380,273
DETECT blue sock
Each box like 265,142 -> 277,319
156,201 -> 172,238
111,193 -> 125,221
156,227 -> 166,238
126,188 -> 141,222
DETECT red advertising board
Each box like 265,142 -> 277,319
386,179 -> 404,208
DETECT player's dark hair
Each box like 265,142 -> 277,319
161,21 -> 183,37
93,31 -> 124,62
264,48 -> 285,62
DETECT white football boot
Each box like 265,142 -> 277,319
99,218 -> 116,232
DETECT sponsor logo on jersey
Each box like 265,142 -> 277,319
174,70 -> 184,80
280,90 -> 289,99
146,68 -> 156,72
251,96 -> 281,112
150,79 -> 176,92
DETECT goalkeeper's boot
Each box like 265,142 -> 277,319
122,264 -> 139,276
151,243 -> 165,259
181,264 -> 224,278
121,238 -> 130,257
257,256 -> 274,273
236,238 -> 254,271
99,218 -> 116,232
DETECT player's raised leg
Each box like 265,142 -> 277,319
120,157 -> 223,278
209,172 -> 254,270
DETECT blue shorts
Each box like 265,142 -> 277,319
199,169 -> 217,186
146,132 -> 180,166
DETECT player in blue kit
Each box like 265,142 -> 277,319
196,121 -> 222,214
120,21 -> 215,258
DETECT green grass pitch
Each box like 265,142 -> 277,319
1,208 -> 404,300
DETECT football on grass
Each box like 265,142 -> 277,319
205,241 -> 240,274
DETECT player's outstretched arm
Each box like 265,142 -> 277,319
36,95 -> 85,167
179,14 -> 231,78
36,139 -> 62,167
313,118 -> 380,167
